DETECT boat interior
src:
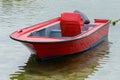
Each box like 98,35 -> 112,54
29,22 -> 96,38
29,12 -> 97,38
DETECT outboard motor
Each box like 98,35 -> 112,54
74,10 -> 90,24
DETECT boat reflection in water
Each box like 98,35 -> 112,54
10,39 -> 109,80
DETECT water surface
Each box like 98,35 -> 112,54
0,0 -> 120,80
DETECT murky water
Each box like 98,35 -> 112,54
0,0 -> 120,80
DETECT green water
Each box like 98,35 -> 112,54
0,0 -> 120,80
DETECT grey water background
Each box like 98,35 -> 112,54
0,0 -> 120,80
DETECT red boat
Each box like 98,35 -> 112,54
10,11 -> 110,59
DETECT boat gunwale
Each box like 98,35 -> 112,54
10,19 -> 111,44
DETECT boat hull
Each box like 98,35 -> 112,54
22,22 -> 109,58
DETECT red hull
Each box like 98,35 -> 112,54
23,20 -> 109,58
10,14 -> 110,59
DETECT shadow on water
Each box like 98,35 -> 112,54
10,39 -> 109,80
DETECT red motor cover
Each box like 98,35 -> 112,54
60,12 -> 84,37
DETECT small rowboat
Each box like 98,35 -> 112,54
10,11 -> 110,59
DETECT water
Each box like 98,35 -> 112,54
0,0 -> 120,80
